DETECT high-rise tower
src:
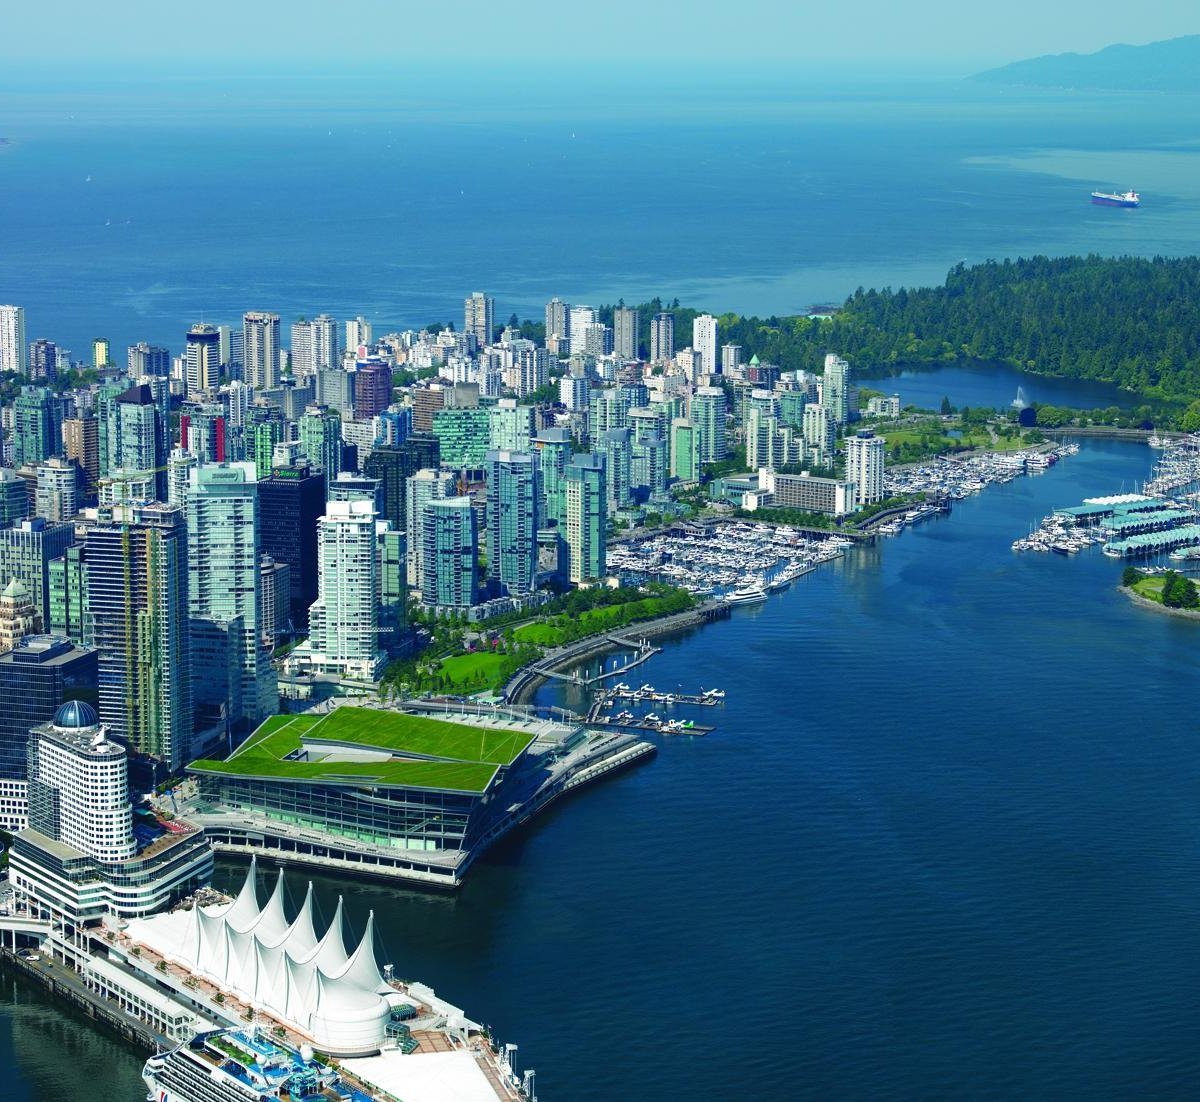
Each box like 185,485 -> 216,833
486,450 -> 541,596
243,311 -> 281,390
464,292 -> 495,348
650,312 -> 675,363
87,502 -> 192,769
0,306 -> 26,376
185,324 -> 221,398
186,463 -> 277,731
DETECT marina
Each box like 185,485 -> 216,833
583,683 -> 726,736
883,443 -> 1077,504
1012,437 -> 1200,558
605,520 -> 851,598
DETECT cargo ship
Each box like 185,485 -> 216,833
1091,189 -> 1140,208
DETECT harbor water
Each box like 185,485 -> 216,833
13,437 -> 1199,1100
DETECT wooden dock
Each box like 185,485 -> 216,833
590,716 -> 713,736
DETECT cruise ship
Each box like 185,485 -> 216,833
143,1026 -> 374,1102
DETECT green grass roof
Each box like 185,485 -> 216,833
187,708 -> 536,793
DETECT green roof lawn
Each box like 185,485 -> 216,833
187,707 -> 535,793
301,706 -> 535,765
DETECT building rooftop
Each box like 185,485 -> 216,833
53,699 -> 100,729
188,707 -> 538,793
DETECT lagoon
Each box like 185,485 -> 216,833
864,359 -> 1140,413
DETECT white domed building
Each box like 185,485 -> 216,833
9,701 -> 213,925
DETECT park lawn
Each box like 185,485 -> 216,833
513,593 -> 693,648
1131,575 -> 1167,602
436,651 -> 510,690
511,621 -> 566,646
987,433 -> 1040,452
880,429 -> 946,447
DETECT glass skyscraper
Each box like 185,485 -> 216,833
186,463 -> 277,731
421,498 -> 478,609
486,450 -> 540,597
87,502 -> 192,770
564,453 -> 606,584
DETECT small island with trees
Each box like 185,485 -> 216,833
1121,566 -> 1200,617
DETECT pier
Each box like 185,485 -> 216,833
0,936 -> 175,1053
589,715 -> 715,736
585,684 -> 725,735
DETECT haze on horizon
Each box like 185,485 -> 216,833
10,0 -> 1198,70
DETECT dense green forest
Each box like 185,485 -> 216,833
825,256 -> 1200,398
615,257 -> 1200,403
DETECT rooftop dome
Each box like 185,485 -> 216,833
53,700 -> 99,730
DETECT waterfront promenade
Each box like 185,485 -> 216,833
502,600 -> 731,705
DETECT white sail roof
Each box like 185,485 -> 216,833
223,855 -> 262,933
251,869 -> 290,947
304,896 -> 349,975
284,948 -> 317,1029
197,904 -> 229,984
124,862 -> 391,1055
253,938 -> 289,1011
338,911 -> 390,995
224,922 -> 260,1004
278,882 -> 319,961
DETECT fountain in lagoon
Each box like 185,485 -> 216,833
1012,386 -> 1029,410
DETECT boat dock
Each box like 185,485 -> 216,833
590,715 -> 714,736
604,687 -> 722,706
1103,524 -> 1200,558
0,932 -> 176,1053
585,683 -> 725,735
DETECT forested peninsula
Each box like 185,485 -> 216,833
611,256 -> 1200,407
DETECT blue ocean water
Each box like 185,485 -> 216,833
3,70 -> 1200,354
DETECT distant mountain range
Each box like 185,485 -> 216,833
972,34 -> 1200,92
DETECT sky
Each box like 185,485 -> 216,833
8,0 -> 1197,70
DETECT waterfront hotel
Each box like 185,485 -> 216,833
9,701 -> 213,925
187,705 -> 549,887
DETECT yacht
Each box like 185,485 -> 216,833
724,584 -> 768,605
